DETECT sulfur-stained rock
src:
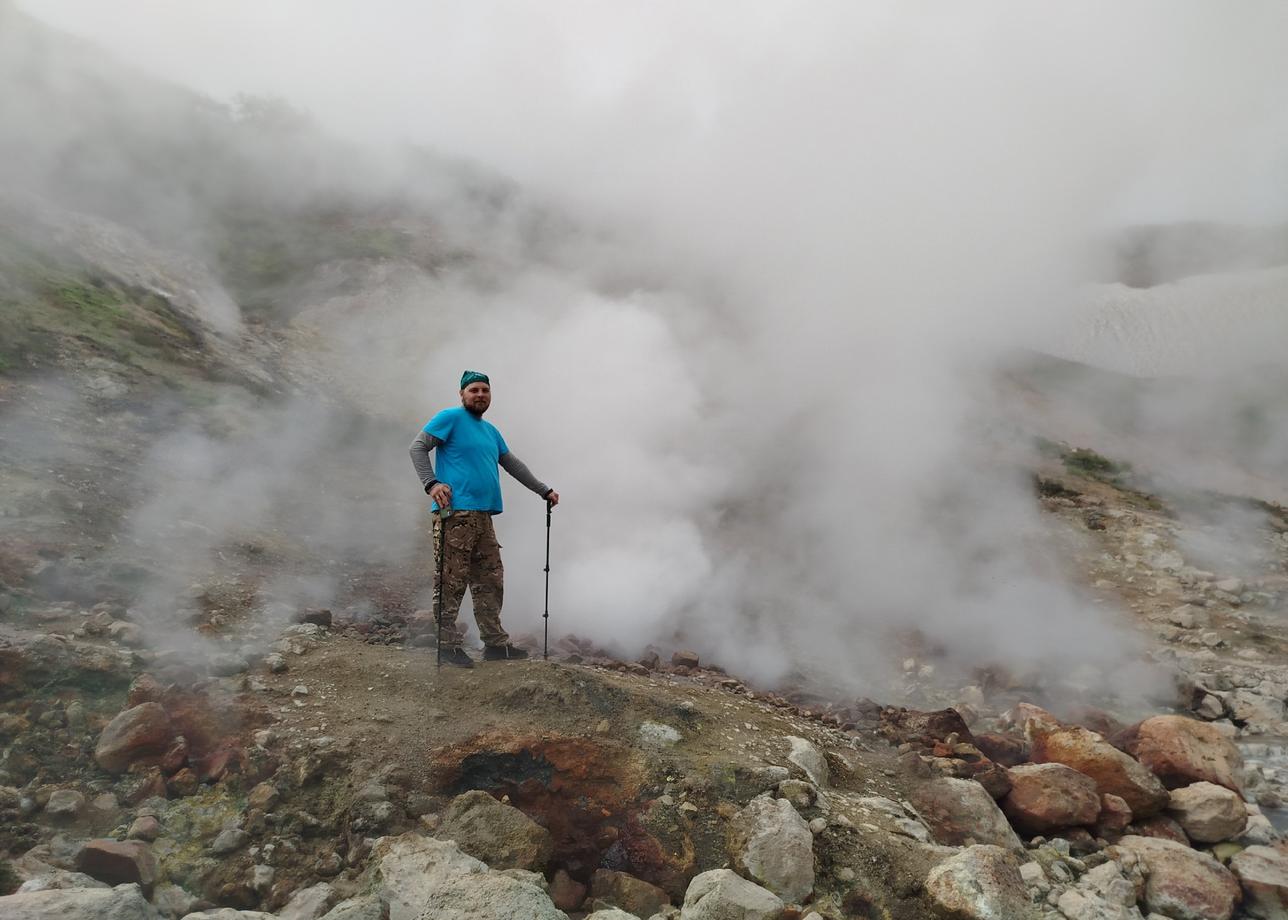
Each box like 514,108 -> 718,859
435,790 -> 553,872
679,868 -> 784,920
1168,782 -> 1248,843
1230,845 -> 1288,920
1001,763 -> 1101,835
925,845 -> 1039,920
94,703 -> 176,774
1114,835 -> 1241,920
590,869 -> 671,917
1121,715 -> 1245,795
911,777 -> 1022,849
1030,725 -> 1169,818
730,792 -> 815,903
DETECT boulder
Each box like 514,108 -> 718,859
15,868 -> 108,892
1230,845 -> 1288,920
679,868 -> 784,920
910,777 -> 1022,849
1167,782 -> 1248,843
435,790 -> 554,871
785,736 -> 829,787
729,792 -> 815,902
590,869 -> 670,917
1030,725 -> 1169,817
974,732 -> 1029,767
370,832 -> 565,920
1095,794 -> 1134,839
1001,763 -> 1102,835
75,840 -> 159,896
1121,715 -> 1245,795
549,870 -> 588,912
0,885 -> 155,920
1114,835 -> 1241,920
95,703 -> 177,774
1128,814 -> 1190,845
924,845 -> 1039,920
279,882 -> 337,920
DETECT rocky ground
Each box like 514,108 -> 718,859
4,438 -> 1288,919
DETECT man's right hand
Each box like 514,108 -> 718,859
429,483 -> 453,507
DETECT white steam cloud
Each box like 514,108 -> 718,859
8,1 -> 1288,699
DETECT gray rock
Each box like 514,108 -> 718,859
639,722 -> 682,749
1230,845 -> 1288,920
209,828 -> 249,855
925,846 -> 1040,920
153,884 -> 197,919
319,896 -> 386,920
785,736 -> 829,788
1167,782 -> 1247,843
371,832 -> 564,920
911,776 -> 1023,849
279,882 -> 336,920
16,869 -> 109,892
45,789 -> 87,819
0,884 -> 156,920
181,911 -> 279,919
435,790 -> 554,872
730,792 -> 814,903
679,869 -> 783,920
586,911 -> 640,920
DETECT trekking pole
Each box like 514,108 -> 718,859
543,499 -> 552,660
435,506 -> 450,670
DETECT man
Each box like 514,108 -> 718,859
409,370 -> 559,668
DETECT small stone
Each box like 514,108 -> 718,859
127,815 -> 161,841
266,653 -> 288,673
210,827 -> 249,855
45,789 -> 86,819
808,817 -> 827,834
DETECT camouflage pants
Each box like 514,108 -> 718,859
432,510 -> 508,649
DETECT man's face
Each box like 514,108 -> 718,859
461,382 -> 491,415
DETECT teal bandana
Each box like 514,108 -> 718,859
460,370 -> 490,389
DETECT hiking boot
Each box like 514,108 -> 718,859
483,644 -> 530,661
440,647 -> 475,669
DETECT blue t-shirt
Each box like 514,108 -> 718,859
423,407 -> 510,514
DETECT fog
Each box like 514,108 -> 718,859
6,1 -> 1288,698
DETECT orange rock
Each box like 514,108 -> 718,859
1121,715 -> 1244,795
1001,764 -> 1101,835
1030,725 -> 1169,818
94,703 -> 176,774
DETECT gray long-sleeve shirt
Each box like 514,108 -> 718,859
409,430 -> 550,499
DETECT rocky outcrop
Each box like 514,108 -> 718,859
679,868 -> 784,920
1000,763 -> 1101,835
1030,725 -> 1169,817
1167,782 -> 1247,843
434,790 -> 554,872
910,777 -> 1022,849
1114,835 -> 1241,920
1121,715 -> 1245,794
729,793 -> 814,903
924,845 -> 1039,920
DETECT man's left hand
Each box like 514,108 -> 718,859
546,490 -> 560,507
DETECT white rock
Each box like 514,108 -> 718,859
279,882 -> 336,920
786,736 -> 829,787
679,869 -> 784,920
0,885 -> 155,920
731,793 -> 815,903
638,722 -> 681,749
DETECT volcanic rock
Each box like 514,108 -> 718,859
1030,725 -> 1169,817
127,815 -> 161,841
1167,782 -> 1248,843
247,781 -> 280,812
974,732 -> 1029,766
1001,763 -> 1102,835
435,790 -> 554,871
1121,715 -> 1245,795
1114,835 -> 1241,920
672,650 -> 700,668
910,776 -> 1022,849
879,706 -> 975,747
44,788 -> 85,819
318,896 -> 385,920
679,868 -> 784,920
549,869 -> 587,911
786,735 -> 829,787
730,792 -> 815,903
279,882 -> 336,920
590,868 -> 671,916
924,845 -> 1039,920
1230,845 -> 1288,920
1095,793 -> 1133,839
74,839 -> 159,896
0,884 -> 155,920
1128,814 -> 1190,845
94,702 -> 176,773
